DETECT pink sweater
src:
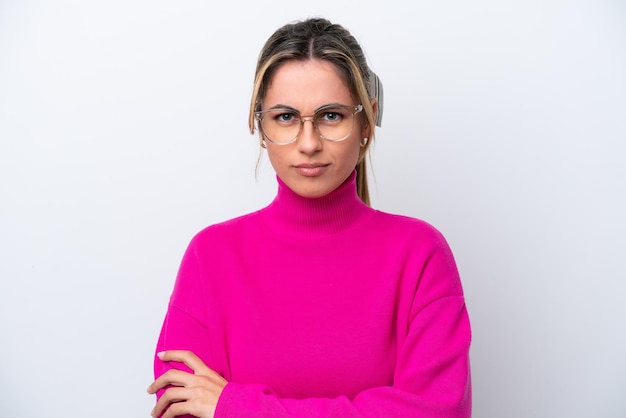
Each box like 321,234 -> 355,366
154,171 -> 472,417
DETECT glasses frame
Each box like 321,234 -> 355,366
255,104 -> 363,145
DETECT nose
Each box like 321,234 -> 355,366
296,117 -> 322,155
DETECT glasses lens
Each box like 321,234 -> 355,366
260,109 -> 301,145
314,106 -> 356,142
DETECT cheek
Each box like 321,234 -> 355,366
344,141 -> 363,167
330,145 -> 361,181
265,146 -> 287,174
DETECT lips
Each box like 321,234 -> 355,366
293,162 -> 330,177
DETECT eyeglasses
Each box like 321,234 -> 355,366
255,104 -> 363,145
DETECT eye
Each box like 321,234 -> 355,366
318,109 -> 346,124
273,111 -> 298,124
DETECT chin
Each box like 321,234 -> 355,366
291,183 -> 334,199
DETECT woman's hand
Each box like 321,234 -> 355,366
147,350 -> 228,418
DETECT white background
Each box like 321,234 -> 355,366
1,1 -> 625,417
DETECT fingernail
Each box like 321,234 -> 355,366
156,351 -> 164,359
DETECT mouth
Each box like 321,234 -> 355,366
293,163 -> 330,177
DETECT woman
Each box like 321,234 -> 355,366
148,17 -> 472,418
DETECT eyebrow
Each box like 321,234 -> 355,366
267,104 -> 298,112
266,103 -> 350,113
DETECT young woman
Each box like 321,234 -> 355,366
148,17 -> 472,418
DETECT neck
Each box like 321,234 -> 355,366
261,171 -> 370,237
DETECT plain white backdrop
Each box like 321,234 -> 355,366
1,0 -> 625,416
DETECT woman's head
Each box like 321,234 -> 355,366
249,17 -> 382,205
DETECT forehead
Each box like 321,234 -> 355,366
263,59 -> 353,110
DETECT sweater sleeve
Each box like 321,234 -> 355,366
153,235 -> 218,418
214,231 -> 472,418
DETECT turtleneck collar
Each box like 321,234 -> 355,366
260,170 -> 372,237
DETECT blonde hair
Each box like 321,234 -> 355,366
248,18 -> 382,206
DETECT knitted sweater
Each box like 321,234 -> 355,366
154,171 -> 472,417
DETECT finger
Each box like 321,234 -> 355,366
147,369 -> 193,394
157,350 -> 210,375
160,401 -> 192,418
151,386 -> 188,418
156,385 -> 220,418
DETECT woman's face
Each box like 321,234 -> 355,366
261,59 -> 367,198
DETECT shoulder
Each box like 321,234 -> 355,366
187,209 -> 264,248
362,209 -> 460,271
371,210 -> 465,296
369,209 -> 450,247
